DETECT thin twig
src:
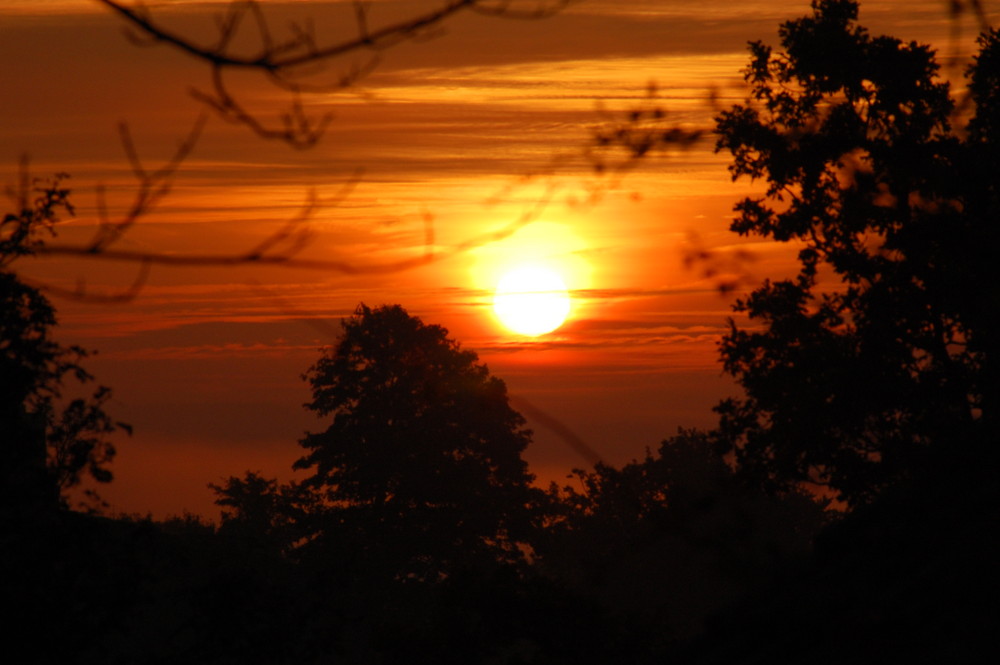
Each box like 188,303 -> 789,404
88,114 -> 208,252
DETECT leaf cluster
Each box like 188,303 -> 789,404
1,167 -> 72,267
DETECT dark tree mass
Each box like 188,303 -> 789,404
4,1 -> 997,664
296,304 -> 541,580
1,173 -> 125,516
715,0 -> 997,507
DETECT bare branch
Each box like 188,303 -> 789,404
189,66 -> 334,148
97,0 -> 476,70
354,1 -> 373,45
8,0 -> 584,301
87,113 -> 208,252
32,169 -> 558,279
96,0 -> 574,145
22,259 -> 152,304
470,0 -> 574,20
510,395 -> 603,467
35,214 -> 532,275
242,170 -> 363,261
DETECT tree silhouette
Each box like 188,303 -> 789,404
539,429 -> 827,642
1,172 -> 127,514
713,0 -> 996,507
294,303 -> 541,581
209,470 -> 320,561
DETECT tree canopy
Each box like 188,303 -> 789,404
713,0 -> 997,506
1,173 -> 126,514
294,303 -> 541,580
538,429 -> 828,640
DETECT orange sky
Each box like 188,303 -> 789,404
0,0 -> 979,518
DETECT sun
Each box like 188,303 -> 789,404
493,265 -> 571,336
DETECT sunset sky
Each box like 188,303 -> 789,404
1,0 -> 981,518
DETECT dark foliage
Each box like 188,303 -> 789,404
676,451 -> 1000,665
666,2 -> 1000,660
294,303 -> 543,581
714,0 -> 997,506
1,173 -> 126,514
10,4 -> 998,663
209,470 -> 319,561
539,429 -> 828,645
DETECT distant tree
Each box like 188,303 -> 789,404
294,303 -> 541,581
209,470 -> 320,560
1,172 -> 127,514
713,0 -> 997,506
539,429 -> 827,641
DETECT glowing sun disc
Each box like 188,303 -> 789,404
493,265 -> 571,336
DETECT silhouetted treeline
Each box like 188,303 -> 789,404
5,2 -> 997,663
4,438 -> 829,665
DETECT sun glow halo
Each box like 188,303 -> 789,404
493,265 -> 571,336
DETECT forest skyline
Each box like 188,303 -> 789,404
1,0 -> 984,518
